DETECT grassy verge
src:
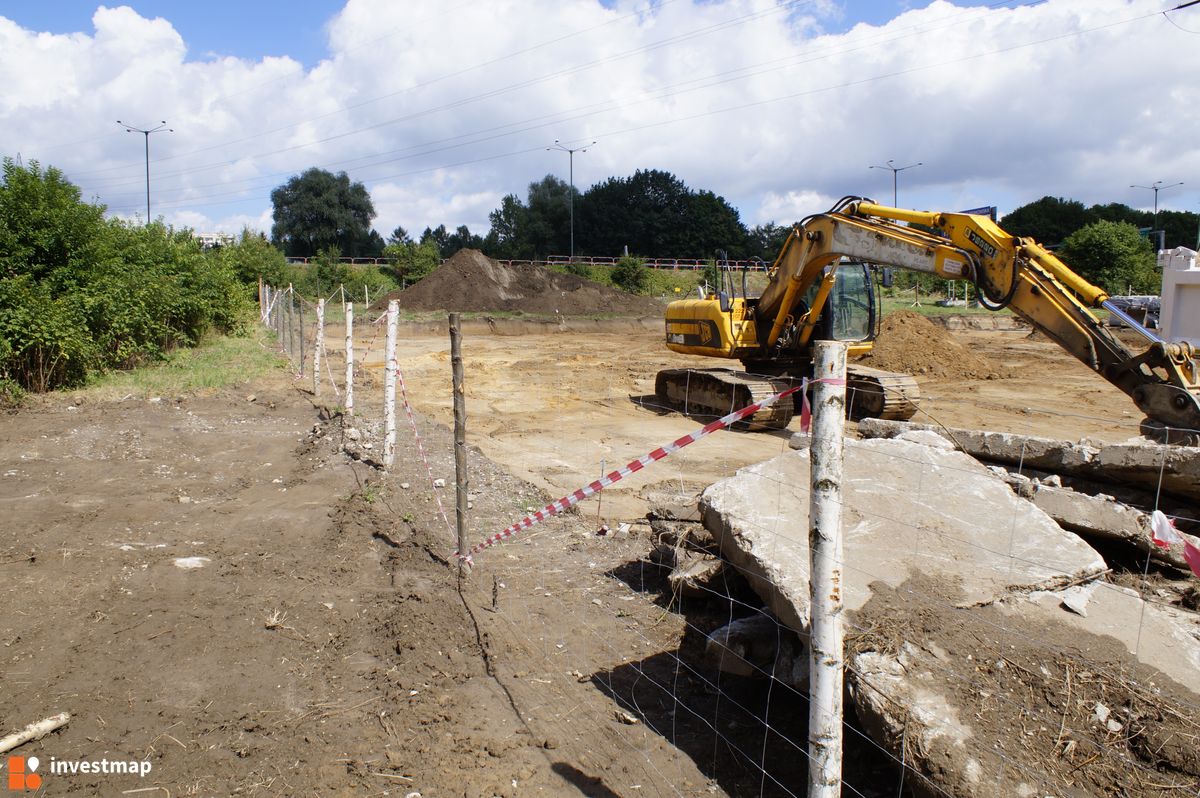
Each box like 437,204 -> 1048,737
84,327 -> 286,400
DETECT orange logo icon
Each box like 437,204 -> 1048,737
6,756 -> 42,791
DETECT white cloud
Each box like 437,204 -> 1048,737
1,0 -> 1196,252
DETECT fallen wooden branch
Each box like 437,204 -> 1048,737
0,712 -> 70,754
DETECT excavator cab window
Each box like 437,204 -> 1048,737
800,262 -> 875,343
831,263 -> 874,342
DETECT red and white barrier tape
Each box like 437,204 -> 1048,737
395,365 -> 455,541
457,378 -> 842,563
1150,510 -> 1200,578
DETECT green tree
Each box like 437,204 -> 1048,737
385,240 -> 441,284
0,158 -> 108,284
215,228 -> 288,288
747,222 -> 792,260
270,168 -> 379,258
1058,220 -> 1158,295
611,255 -> 649,294
576,169 -> 747,258
1000,197 -> 1091,247
0,158 -> 247,390
485,194 -> 530,259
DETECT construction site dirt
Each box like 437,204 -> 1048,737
1,309 -> 1194,796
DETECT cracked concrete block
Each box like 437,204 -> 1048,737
701,438 -> 1107,632
705,613 -> 809,686
998,476 -> 1199,571
1007,585 -> 1200,693
667,550 -> 727,599
857,419 -> 1200,503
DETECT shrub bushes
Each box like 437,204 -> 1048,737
0,158 -> 250,392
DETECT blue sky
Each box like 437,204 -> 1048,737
2,1 -> 345,66
2,1 -> 920,66
1,1 -> 1196,240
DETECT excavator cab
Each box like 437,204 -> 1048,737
805,261 -> 876,345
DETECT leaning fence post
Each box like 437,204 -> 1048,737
285,285 -> 296,363
450,312 -> 468,575
383,300 -> 398,468
297,298 -> 305,378
344,302 -> 354,416
808,340 -> 848,798
313,298 -> 324,396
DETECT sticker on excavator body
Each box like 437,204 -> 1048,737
666,319 -> 719,346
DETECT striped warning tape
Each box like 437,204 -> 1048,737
395,364 -> 455,541
457,377 -> 845,563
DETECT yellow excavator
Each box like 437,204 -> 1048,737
656,197 -> 1200,436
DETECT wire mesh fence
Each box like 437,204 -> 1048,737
256,287 -> 1199,797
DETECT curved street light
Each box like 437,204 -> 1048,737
1130,180 -> 1184,234
548,139 -> 596,261
117,120 -> 172,224
869,159 -> 923,207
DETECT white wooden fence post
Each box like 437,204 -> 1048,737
313,298 -> 325,396
344,302 -> 354,416
808,340 -> 848,798
383,300 -> 398,468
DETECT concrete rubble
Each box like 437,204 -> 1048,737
701,437 -> 1107,632
999,470 -> 1199,570
855,419 -> 1200,569
856,418 -> 1200,504
696,428 -> 1200,797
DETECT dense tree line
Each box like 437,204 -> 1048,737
1000,196 -> 1197,251
269,166 -> 790,266
267,167 -> 1198,298
999,196 -> 1198,295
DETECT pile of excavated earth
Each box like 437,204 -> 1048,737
648,420 -> 1200,797
855,310 -> 1009,379
376,248 -> 662,316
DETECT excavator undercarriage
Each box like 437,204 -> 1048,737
653,365 -> 920,431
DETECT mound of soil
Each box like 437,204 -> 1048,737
377,249 -> 662,316
857,310 -> 1008,380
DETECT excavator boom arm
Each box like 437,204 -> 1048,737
754,199 -> 1200,432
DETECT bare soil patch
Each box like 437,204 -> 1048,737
849,577 -> 1200,797
377,248 -> 662,316
2,309 -> 1188,797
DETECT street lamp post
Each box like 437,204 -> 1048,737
1130,180 -> 1183,235
117,120 -> 172,223
869,159 -> 923,207
548,139 -> 595,261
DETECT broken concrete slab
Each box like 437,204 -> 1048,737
846,577 -> 1200,798
1000,471 -> 1199,571
641,488 -> 704,522
667,550 -> 727,599
855,419 -> 1200,503
701,438 -> 1106,632
1015,583 -> 1200,692
705,613 -> 809,686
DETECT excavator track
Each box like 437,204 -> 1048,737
654,368 -> 796,431
845,365 -> 921,421
654,365 -> 921,430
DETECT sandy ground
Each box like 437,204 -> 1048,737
0,319 -> 1165,797
361,322 -> 1142,525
